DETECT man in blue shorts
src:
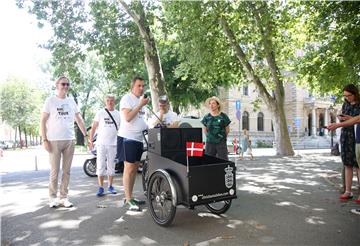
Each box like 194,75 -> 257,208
117,77 -> 149,211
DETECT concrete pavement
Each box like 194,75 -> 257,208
1,147 -> 360,245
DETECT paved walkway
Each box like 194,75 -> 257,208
1,147 -> 359,245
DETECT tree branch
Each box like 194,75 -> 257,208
117,0 -> 151,44
219,15 -> 274,108
250,2 -> 285,103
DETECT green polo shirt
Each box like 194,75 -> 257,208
201,112 -> 231,144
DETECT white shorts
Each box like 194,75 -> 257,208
96,145 -> 117,176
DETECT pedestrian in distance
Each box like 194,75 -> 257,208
148,95 -> 179,128
40,76 -> 87,208
201,96 -> 231,160
89,95 -> 120,197
327,84 -> 360,204
246,139 -> 254,160
117,77 -> 149,211
240,129 -> 250,160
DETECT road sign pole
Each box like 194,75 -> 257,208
239,117 -> 241,156
235,100 -> 241,157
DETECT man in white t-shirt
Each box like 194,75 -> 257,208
148,95 -> 179,128
40,76 -> 87,208
89,95 -> 120,197
117,76 -> 149,211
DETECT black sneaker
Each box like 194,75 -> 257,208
133,198 -> 146,205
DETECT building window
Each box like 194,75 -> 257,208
243,85 -> 248,96
257,112 -> 264,131
242,111 -> 249,130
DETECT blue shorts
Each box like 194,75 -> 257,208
116,136 -> 143,163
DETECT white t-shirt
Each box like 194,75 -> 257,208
118,92 -> 147,142
94,109 -> 120,146
42,96 -> 79,141
148,110 -> 179,128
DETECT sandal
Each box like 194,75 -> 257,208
340,192 -> 353,200
354,197 -> 360,204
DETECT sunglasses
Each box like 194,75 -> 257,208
60,83 -> 70,87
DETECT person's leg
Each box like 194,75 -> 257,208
59,140 -> 75,200
107,145 -> 117,193
341,166 -> 346,193
96,145 -> 107,187
48,141 -> 61,205
123,140 -> 143,210
250,149 -> 254,160
355,144 -> 360,187
123,161 -> 139,201
343,165 -> 353,196
216,141 -> 228,160
98,176 -> 105,188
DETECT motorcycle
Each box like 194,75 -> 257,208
83,133 -> 147,177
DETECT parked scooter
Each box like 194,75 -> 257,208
83,133 -> 147,177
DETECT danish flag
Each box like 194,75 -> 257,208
186,142 -> 204,157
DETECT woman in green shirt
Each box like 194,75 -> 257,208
201,96 -> 231,160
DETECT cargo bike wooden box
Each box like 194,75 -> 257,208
142,128 -> 237,226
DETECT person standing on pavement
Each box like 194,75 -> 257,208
148,95 -> 179,128
40,76 -> 87,208
89,95 -> 120,197
327,84 -> 360,202
117,77 -> 149,211
201,96 -> 231,160
240,129 -> 250,160
246,139 -> 254,160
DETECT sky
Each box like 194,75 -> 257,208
0,0 -> 52,83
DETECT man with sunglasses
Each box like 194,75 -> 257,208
40,76 -> 87,208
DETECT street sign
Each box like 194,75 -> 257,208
235,100 -> 241,110
330,95 -> 337,103
236,110 -> 241,121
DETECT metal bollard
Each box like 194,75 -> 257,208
35,155 -> 38,171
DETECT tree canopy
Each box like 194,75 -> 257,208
0,77 -> 43,140
296,1 -> 360,97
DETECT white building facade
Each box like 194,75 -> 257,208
184,83 -> 341,147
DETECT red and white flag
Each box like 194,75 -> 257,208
186,142 -> 204,157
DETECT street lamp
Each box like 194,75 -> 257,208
329,105 -> 335,147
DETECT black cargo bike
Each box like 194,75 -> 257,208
142,127 -> 237,226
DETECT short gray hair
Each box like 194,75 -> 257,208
105,94 -> 115,100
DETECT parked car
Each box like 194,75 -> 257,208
178,116 -> 203,128
0,141 -> 7,150
4,140 -> 15,149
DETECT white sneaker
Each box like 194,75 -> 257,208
49,198 -> 59,208
350,208 -> 360,215
59,198 -> 73,208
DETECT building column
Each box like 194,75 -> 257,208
312,107 -> 317,137
324,108 -> 329,135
